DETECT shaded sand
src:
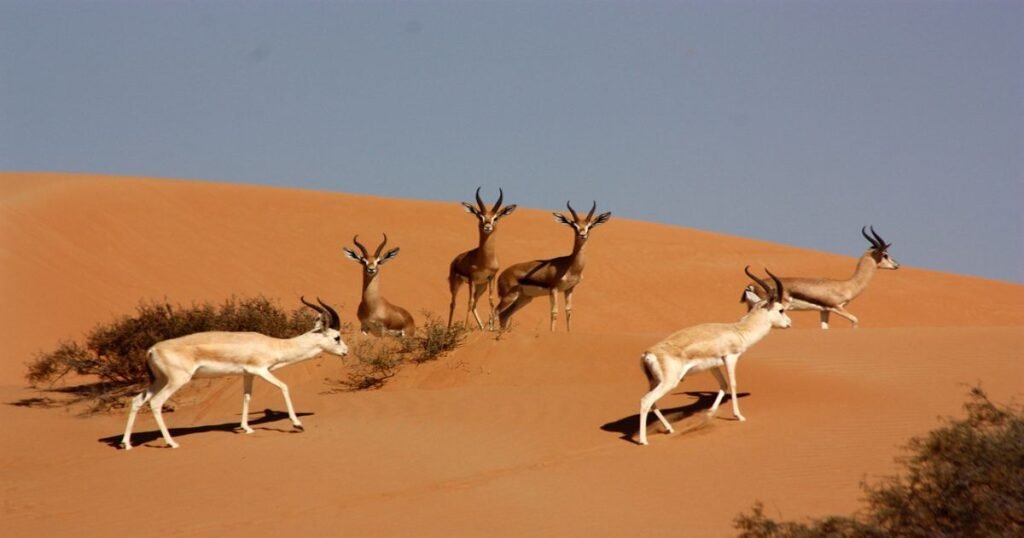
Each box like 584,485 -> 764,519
2,173 -> 1022,536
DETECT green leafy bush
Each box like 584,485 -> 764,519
735,387 -> 1024,537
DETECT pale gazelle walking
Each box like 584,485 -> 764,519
447,187 -> 517,330
638,268 -> 791,446
741,226 -> 899,329
343,234 -> 416,336
120,297 -> 348,450
495,201 -> 611,332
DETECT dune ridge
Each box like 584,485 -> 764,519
1,172 -> 1021,536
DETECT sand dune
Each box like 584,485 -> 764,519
1,172 -> 1021,536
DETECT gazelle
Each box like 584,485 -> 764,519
447,187 -> 517,330
120,297 -> 348,450
343,234 -> 416,336
638,268 -> 791,446
496,201 -> 611,332
741,226 -> 899,329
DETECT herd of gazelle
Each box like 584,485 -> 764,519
119,188 -> 899,449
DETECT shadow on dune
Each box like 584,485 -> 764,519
601,391 -> 750,444
98,408 -> 314,449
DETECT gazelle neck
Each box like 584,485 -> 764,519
846,251 -> 878,298
276,332 -> 326,364
568,235 -> 588,271
736,309 -> 773,349
477,227 -> 499,260
361,272 -> 382,303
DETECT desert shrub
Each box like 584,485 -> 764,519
401,313 -> 469,363
25,296 -> 319,409
328,313 -> 469,391
334,337 -> 406,391
734,387 -> 1024,537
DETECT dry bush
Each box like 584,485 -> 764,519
401,313 -> 469,363
24,296 -> 318,412
735,387 -> 1024,537
328,313 -> 470,391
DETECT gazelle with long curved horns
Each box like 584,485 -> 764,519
638,268 -> 791,446
741,226 -> 899,329
447,187 -> 517,330
495,200 -> 611,332
120,297 -> 348,450
343,234 -> 416,336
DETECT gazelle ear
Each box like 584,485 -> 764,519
497,204 -> 517,218
379,247 -> 401,263
343,248 -> 363,262
553,213 -> 572,226
462,202 -> 481,216
591,211 -> 612,227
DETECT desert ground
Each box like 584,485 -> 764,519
2,172 -> 1021,536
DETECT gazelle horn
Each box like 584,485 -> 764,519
317,297 -> 341,331
745,265 -> 773,298
374,233 -> 389,258
475,187 -> 486,212
566,201 -> 579,221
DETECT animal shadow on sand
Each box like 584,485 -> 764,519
601,391 -> 750,445
98,408 -> 313,449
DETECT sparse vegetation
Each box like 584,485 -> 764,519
26,300 -> 473,408
734,387 -> 1024,537
330,313 -> 469,391
25,296 -> 320,412
402,312 -> 469,363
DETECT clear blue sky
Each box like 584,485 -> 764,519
2,1 -> 1021,282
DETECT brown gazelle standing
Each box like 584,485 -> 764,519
343,234 -> 416,336
741,226 -> 900,329
447,187 -> 518,330
496,201 -> 611,332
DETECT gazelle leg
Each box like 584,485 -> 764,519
465,281 -> 476,326
486,277 -> 497,330
470,280 -> 488,330
820,310 -> 830,329
498,291 -> 531,330
148,375 -> 191,448
447,274 -> 463,329
549,289 -> 558,331
723,353 -> 745,421
708,365 -> 729,418
564,288 -> 574,332
651,401 -> 675,432
639,381 -> 678,445
253,369 -> 303,430
121,380 -> 163,450
638,365 -> 691,445
240,373 -> 255,434
830,306 -> 859,328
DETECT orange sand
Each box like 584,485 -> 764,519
1,172 -> 1021,536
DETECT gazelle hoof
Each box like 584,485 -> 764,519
121,442 -> 132,451
736,415 -> 747,422
293,424 -> 305,432
167,442 -> 180,449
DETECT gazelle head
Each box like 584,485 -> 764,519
862,226 -> 899,270
343,234 -> 400,276
300,296 -> 349,357
553,201 -> 612,241
744,266 -> 792,328
462,187 -> 517,235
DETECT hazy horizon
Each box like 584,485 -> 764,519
2,1 -> 1021,282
